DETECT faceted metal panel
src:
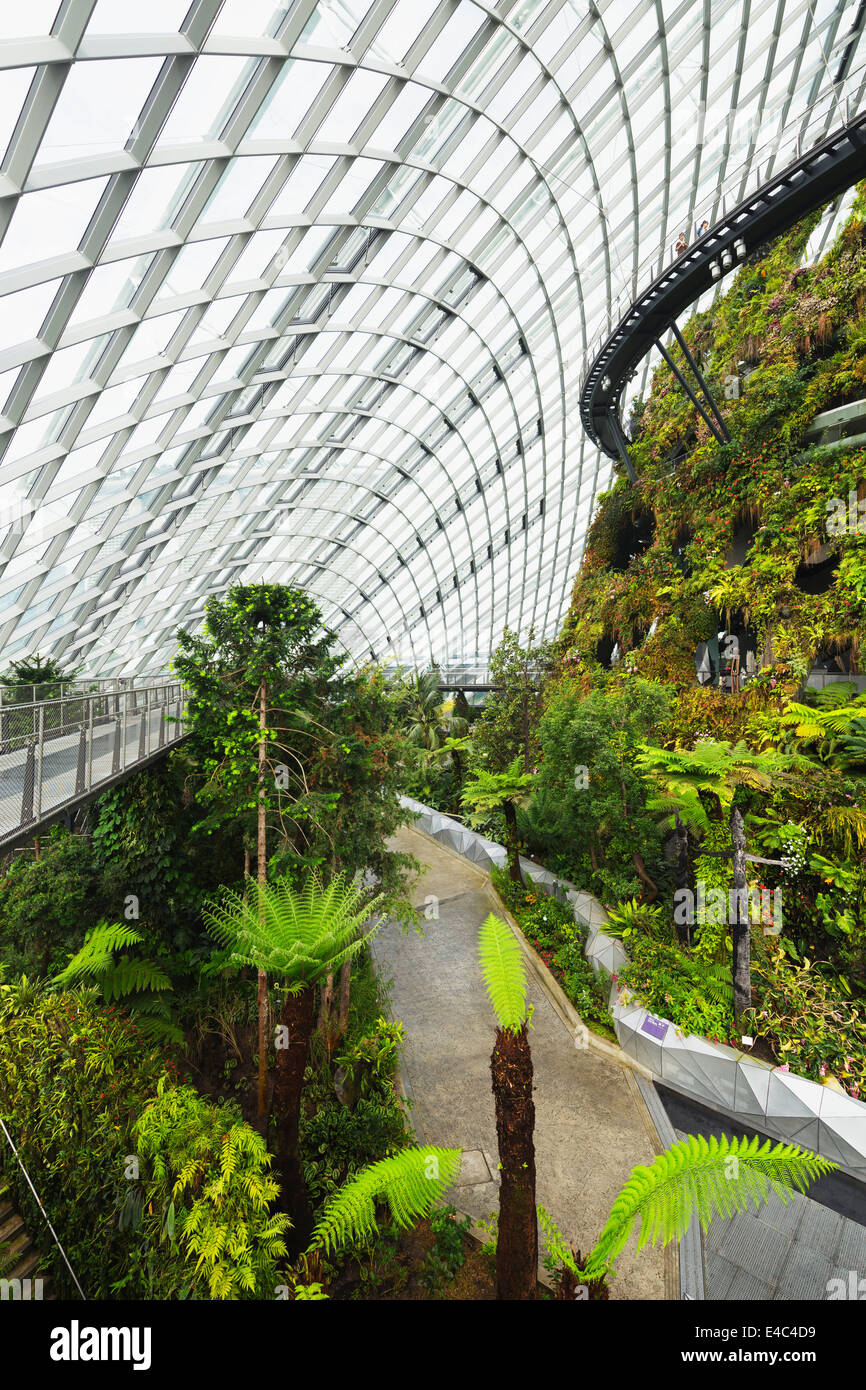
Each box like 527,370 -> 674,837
0,2 -> 863,674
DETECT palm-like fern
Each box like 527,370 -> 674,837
51,922 -> 181,1043
478,912 -> 529,1032
308,1145 -> 463,1257
582,1133 -> 835,1280
204,871 -> 384,990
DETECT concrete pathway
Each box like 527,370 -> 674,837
374,824 -> 667,1300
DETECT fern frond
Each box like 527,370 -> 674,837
308,1145 -> 463,1258
52,921 -> 144,986
478,913 -> 528,1031
583,1133 -> 835,1281
204,871 -> 384,987
537,1203 -> 580,1276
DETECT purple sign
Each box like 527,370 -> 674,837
641,1014 -> 669,1042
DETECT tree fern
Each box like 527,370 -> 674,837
478,912 -> 529,1032
308,1145 -> 463,1257
204,871 -> 384,989
51,922 -> 177,1039
582,1133 -> 836,1281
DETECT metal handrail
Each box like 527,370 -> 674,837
0,683 -> 189,849
0,673 -> 176,705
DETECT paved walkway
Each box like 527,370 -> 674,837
374,825 -> 667,1300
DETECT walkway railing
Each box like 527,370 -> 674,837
0,680 -> 188,851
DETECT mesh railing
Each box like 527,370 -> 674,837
0,682 -> 187,846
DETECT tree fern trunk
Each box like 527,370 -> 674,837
337,957 -> 351,1039
730,805 -> 751,1017
491,1022 -> 537,1299
673,812 -> 692,948
273,983 -> 316,1255
503,799 -> 524,886
257,674 -> 269,1121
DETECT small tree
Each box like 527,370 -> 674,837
471,628 -> 556,774
636,739 -> 807,1015
204,872 -> 384,1254
478,912 -> 537,1300
174,584 -> 336,1120
462,759 -> 534,885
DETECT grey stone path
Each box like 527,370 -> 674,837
374,825 -> 666,1300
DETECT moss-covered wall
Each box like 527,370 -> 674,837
563,183 -> 866,718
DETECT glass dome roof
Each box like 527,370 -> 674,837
0,0 -> 863,674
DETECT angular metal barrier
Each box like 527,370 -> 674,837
0,681 -> 188,852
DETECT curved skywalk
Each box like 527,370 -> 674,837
0,0 -> 864,675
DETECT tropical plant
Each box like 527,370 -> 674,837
462,758 -> 535,885
636,739 -> 807,1014
204,871 -> 384,1252
403,669 -> 469,759
579,1132 -> 835,1282
307,1144 -> 462,1260
133,1080 -> 290,1299
51,921 -> 182,1044
478,912 -> 537,1300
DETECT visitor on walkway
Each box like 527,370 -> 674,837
697,219 -> 709,236
675,232 -> 688,255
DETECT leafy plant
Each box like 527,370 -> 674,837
308,1145 -> 462,1257
51,921 -> 182,1044
581,1133 -> 835,1281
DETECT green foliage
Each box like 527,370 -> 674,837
477,912 -> 529,1032
419,1205 -> 472,1296
0,831 -> 106,977
619,934 -> 736,1041
461,759 -> 535,820
335,1016 -> 405,1100
134,1081 -> 290,1299
754,944 -> 866,1096
528,678 -> 672,899
308,1145 -> 463,1258
582,1133 -> 836,1281
470,627 -> 556,773
204,871 -> 384,990
301,1093 -> 410,1210
51,921 -> 182,1045
0,981 -> 165,1297
1,652 -> 80,692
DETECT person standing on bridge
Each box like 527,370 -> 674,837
675,232 -> 688,255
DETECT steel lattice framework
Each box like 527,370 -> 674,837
0,0 -> 863,675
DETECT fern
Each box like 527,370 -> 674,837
477,912 -> 528,1032
537,1203 -> 580,1277
308,1145 -> 463,1257
51,922 -> 176,1039
582,1133 -> 836,1281
204,871 -> 384,989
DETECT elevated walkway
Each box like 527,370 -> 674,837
0,680 -> 187,853
580,101 -> 866,470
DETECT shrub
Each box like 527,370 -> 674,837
0,981 -> 285,1298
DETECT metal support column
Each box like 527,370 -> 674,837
608,409 -> 637,484
34,705 -> 44,820
668,322 -> 731,441
21,742 -> 35,824
655,339 -> 728,445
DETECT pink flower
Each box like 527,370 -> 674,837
776,1063 -> 790,1073
819,1063 -> 827,1077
